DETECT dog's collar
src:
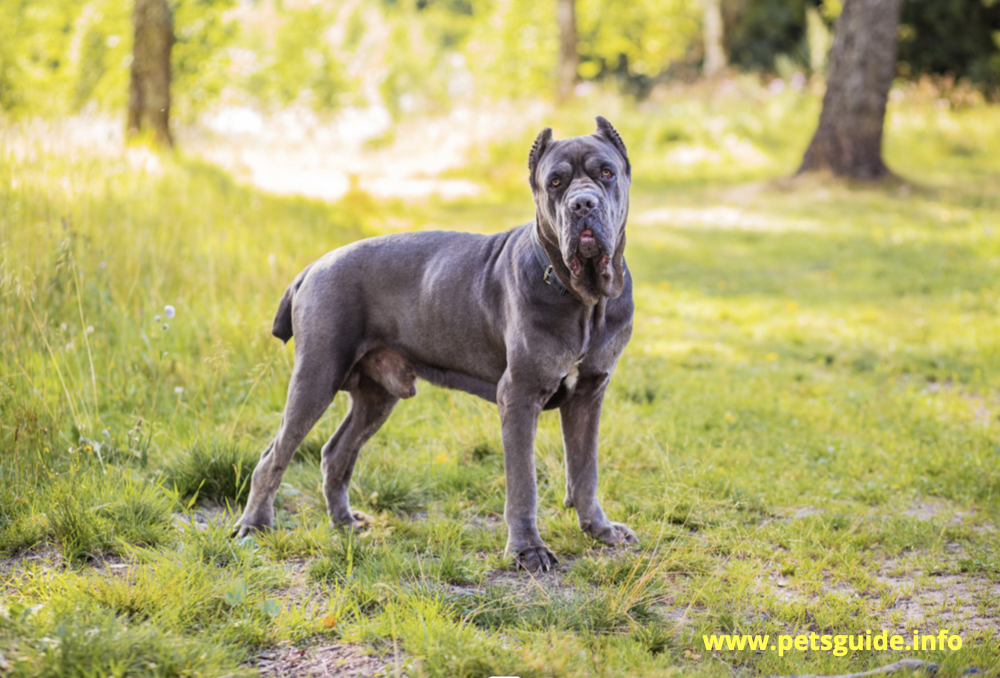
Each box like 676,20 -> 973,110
528,222 -> 571,297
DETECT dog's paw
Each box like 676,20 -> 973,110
331,510 -> 372,532
584,520 -> 639,546
513,545 -> 559,573
231,522 -> 270,539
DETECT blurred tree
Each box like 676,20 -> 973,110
805,4 -> 832,74
246,3 -> 349,112
725,0 -> 999,91
702,0 -> 727,76
725,0 -> 810,72
465,0 -> 697,100
897,0 -> 1000,91
557,0 -> 579,101
128,0 -> 173,145
0,0 -> 35,111
799,0 -> 902,179
464,0 -> 558,99
0,0 -> 232,121
575,0 -> 700,96
0,0 -> 88,114
379,0 -> 475,116
171,0 -> 237,122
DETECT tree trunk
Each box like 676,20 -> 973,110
557,0 -> 578,103
128,0 -> 173,146
798,0 -> 902,180
702,0 -> 726,77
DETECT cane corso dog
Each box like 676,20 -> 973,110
234,117 -> 637,572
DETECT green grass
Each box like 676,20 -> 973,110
164,438 -> 258,506
1,83 -> 999,677
48,467 -> 175,563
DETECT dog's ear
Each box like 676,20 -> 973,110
528,127 -> 553,192
595,116 -> 630,176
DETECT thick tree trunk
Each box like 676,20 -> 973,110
702,0 -> 726,77
799,0 -> 902,180
128,0 -> 173,146
557,0 -> 578,103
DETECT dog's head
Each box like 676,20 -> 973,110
529,116 -> 630,306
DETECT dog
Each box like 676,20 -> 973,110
234,117 -> 637,572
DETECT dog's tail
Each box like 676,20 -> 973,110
272,264 -> 313,343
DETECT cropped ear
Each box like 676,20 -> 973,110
528,127 -> 553,191
595,116 -> 630,176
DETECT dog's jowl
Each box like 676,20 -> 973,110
234,117 -> 637,572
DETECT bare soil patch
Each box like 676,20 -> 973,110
256,641 -> 405,678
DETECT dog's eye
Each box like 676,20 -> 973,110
550,177 -> 561,189
601,168 -> 614,179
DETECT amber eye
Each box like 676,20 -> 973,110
550,177 -> 561,188
601,168 -> 614,179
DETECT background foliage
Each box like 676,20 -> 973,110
0,0 -> 236,119
1,0 -> 998,121
727,0 -> 1000,88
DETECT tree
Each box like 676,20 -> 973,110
702,0 -> 726,77
798,0 -> 903,180
557,0 -> 578,102
128,0 -> 174,146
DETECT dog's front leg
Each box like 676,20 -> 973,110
560,375 -> 638,546
497,373 -> 558,573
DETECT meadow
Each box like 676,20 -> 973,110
1,81 -> 999,677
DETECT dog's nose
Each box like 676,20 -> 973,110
570,195 -> 598,217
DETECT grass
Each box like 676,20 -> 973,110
165,438 -> 258,506
1,80 -> 999,677
48,467 -> 175,563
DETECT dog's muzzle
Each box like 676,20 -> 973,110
564,191 -> 614,275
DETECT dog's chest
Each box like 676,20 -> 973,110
581,291 -> 633,371
562,361 -> 582,392
559,296 -> 630,381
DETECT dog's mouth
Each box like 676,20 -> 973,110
579,229 -> 599,257
567,226 -> 612,277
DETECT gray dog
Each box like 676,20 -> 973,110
234,117 -> 637,572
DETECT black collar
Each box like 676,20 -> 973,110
528,221 -> 571,297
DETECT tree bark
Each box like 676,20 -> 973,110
798,0 -> 902,180
557,0 -> 578,103
702,0 -> 726,77
128,0 -> 173,146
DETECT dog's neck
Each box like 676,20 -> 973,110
529,221 -> 572,297
532,217 -> 592,304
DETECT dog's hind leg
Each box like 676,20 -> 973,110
234,356 -> 343,538
320,372 -> 399,529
